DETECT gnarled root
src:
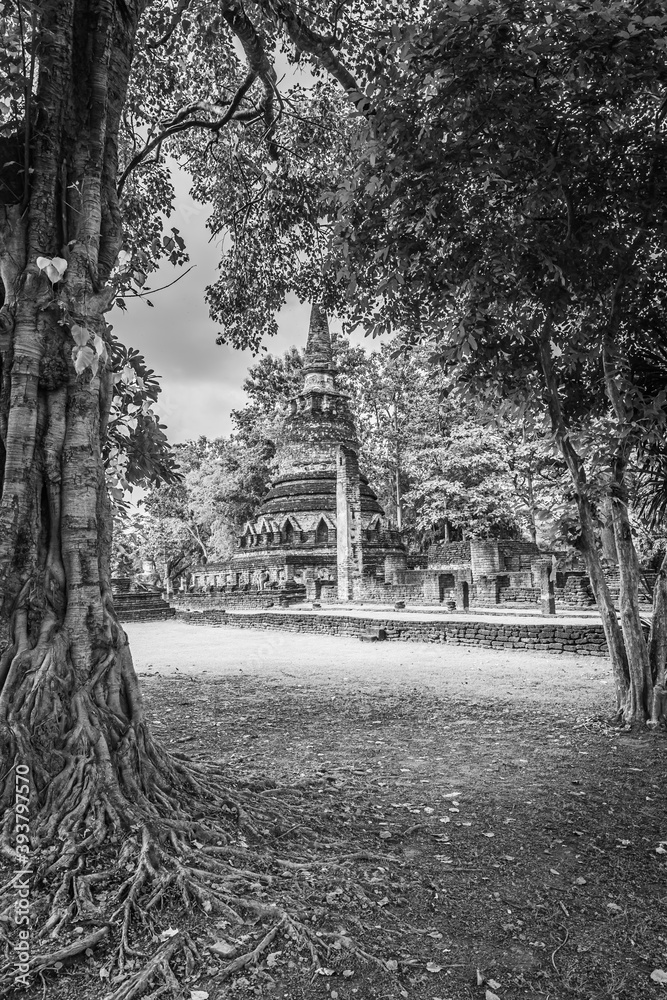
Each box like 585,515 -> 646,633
0,632 -> 401,996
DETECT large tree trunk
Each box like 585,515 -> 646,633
572,490 -> 631,716
648,550 -> 667,725
0,1 -> 250,988
0,0 -> 146,844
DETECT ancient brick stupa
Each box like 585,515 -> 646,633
191,304 -> 405,602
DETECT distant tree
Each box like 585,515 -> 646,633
139,436 -> 274,582
405,422 -> 528,541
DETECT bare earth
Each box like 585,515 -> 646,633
126,619 -> 614,711
35,621 -> 663,1000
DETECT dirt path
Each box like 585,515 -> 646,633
126,619 -> 614,711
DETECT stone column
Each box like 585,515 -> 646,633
336,445 -> 363,601
455,580 -> 470,610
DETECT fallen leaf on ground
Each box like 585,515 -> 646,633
651,970 -> 667,984
426,961 -> 443,972
209,940 -> 237,958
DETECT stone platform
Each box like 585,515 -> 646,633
114,590 -> 176,623
174,604 -> 617,656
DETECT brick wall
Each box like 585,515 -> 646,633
176,609 -> 608,655
171,588 -> 305,611
427,541 -> 471,566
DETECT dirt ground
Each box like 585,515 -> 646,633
127,619 -> 613,707
9,622 -> 667,1000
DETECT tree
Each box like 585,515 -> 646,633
0,0 -> 381,990
138,435 -> 274,580
324,0 -> 667,725
405,422 -> 529,541
346,341 -> 435,532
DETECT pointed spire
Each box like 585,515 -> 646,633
304,302 -> 334,373
303,302 -> 336,393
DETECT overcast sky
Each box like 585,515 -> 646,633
118,166 -> 311,443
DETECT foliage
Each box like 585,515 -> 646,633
405,422 -> 527,540
106,340 -> 180,505
137,435 -> 274,579
317,0 -> 667,721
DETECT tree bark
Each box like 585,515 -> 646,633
0,0 -> 166,855
648,552 -> 667,724
601,312 -> 654,723
609,463 -> 653,722
538,321 -> 630,715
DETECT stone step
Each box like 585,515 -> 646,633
359,627 -> 387,642
112,588 -> 175,623
116,608 -> 175,622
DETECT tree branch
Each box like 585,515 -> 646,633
221,2 -> 281,155
116,73 -> 257,195
265,0 -> 370,115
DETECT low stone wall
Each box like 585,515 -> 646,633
171,588 -> 305,612
176,609 -> 608,656
353,582 -> 426,602
445,620 -> 607,655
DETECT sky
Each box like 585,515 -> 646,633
119,167 -> 315,443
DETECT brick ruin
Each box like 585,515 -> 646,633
174,305 -> 644,615
179,304 -> 406,603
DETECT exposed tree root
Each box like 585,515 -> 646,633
0,795 -> 399,995
0,608 -> 405,1000
0,694 -> 400,997
17,925 -> 109,976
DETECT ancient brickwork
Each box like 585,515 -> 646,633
182,303 -> 405,596
336,445 -> 363,600
176,609 -> 609,655
170,587 -> 306,611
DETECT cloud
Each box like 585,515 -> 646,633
116,164 -> 376,442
